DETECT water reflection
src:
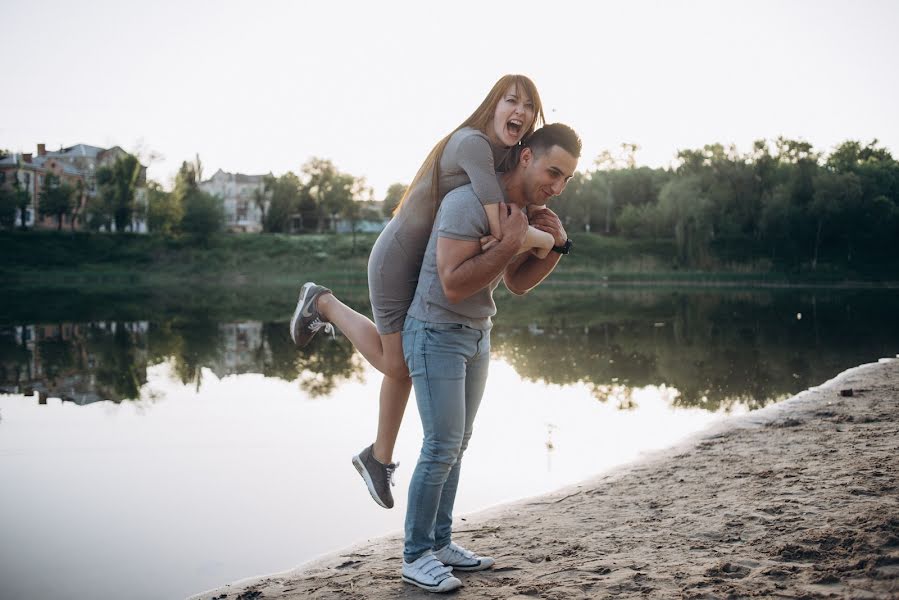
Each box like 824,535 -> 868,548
3,287 -> 897,410
1,286 -> 897,600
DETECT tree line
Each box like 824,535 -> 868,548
5,138 -> 897,271
0,151 -> 384,237
553,138 -> 899,270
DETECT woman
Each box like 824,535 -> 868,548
289,74 -> 553,509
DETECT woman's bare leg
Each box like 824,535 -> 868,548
372,334 -> 412,464
316,293 -> 408,379
314,293 -> 410,463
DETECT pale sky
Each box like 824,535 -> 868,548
3,0 -> 897,198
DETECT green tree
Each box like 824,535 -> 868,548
181,191 -> 223,236
146,181 -> 182,235
343,177 -> 374,253
809,170 -> 862,268
38,173 -> 76,230
254,174 -> 274,229
300,158 -> 356,232
174,158 -> 223,237
382,183 -> 408,218
657,175 -> 713,266
14,187 -> 31,229
264,172 -> 302,233
96,154 -> 142,232
0,186 -> 16,228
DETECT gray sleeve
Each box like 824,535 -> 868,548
437,192 -> 488,242
455,134 -> 504,207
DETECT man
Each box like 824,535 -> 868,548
399,123 -> 581,592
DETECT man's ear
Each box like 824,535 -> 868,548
519,147 -> 533,167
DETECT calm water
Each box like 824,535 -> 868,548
1,285 -> 897,600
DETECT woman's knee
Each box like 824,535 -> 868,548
384,355 -> 410,380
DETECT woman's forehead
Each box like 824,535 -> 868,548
505,82 -> 531,101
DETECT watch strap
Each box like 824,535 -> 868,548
551,239 -> 572,255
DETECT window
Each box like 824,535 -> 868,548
237,201 -> 248,221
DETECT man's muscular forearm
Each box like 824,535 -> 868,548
503,250 -> 562,295
439,235 -> 520,304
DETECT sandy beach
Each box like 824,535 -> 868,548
193,358 -> 899,600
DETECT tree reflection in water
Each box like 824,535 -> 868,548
1,287 -> 896,409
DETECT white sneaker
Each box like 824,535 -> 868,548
401,552 -> 462,593
434,542 -> 495,571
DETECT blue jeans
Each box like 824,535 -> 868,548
402,316 -> 491,563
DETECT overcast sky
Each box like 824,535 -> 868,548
3,0 -> 897,197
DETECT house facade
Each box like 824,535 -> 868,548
0,150 -> 87,230
0,143 -> 148,232
198,169 -> 269,233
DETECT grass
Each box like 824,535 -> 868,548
3,230 -> 896,289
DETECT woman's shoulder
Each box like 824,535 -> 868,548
445,127 -> 493,159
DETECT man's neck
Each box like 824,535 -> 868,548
500,171 -> 527,210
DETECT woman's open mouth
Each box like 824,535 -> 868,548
506,119 -> 523,139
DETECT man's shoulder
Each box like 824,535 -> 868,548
443,183 -> 478,203
436,184 -> 488,237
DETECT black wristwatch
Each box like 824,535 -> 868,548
551,239 -> 573,255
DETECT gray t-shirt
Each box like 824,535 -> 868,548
407,182 -> 510,330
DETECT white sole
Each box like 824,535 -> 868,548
444,559 -> 494,572
352,453 -> 390,509
401,574 -> 461,593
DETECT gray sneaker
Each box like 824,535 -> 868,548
434,542 -> 495,571
289,282 -> 334,347
402,552 -> 461,593
352,444 -> 399,509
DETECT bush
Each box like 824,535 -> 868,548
181,190 -> 224,237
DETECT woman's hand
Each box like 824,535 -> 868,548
528,207 -> 567,247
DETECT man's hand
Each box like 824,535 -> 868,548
528,207 -> 567,247
499,202 -> 529,250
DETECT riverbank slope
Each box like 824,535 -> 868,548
192,358 -> 898,599
6,231 -> 897,288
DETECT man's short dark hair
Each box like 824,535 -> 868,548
524,123 -> 582,159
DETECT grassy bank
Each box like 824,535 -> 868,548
3,230 -> 896,289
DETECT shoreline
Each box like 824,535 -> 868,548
192,358 -> 899,599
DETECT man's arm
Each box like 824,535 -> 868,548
438,202 -> 528,304
503,207 -> 567,295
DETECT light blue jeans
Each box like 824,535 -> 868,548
402,316 -> 491,563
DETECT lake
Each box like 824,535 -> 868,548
1,285 -> 897,600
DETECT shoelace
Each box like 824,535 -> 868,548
385,462 -> 400,487
307,318 -> 335,339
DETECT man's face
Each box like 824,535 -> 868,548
520,145 -> 578,206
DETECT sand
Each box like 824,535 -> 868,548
192,358 -> 899,599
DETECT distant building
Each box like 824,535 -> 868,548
0,143 -> 148,232
334,199 -> 388,233
198,169 -> 269,233
0,149 -> 90,230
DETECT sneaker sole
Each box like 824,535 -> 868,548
352,453 -> 391,509
443,559 -> 494,572
289,283 -> 314,346
401,574 -> 462,593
